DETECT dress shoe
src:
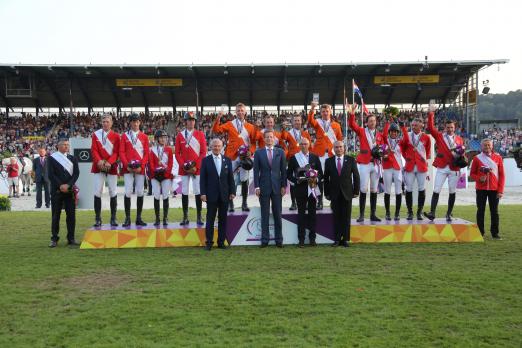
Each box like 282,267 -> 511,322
67,240 -> 80,246
331,242 -> 339,247
241,204 -> 250,212
289,202 -> 297,211
309,240 -> 317,247
276,243 -> 283,248
298,242 -> 305,248
48,240 -> 57,248
316,201 -> 323,210
45,204 -> 50,208
35,205 -> 41,209
356,216 -> 364,223
260,243 -> 268,248
492,235 -> 502,240
340,241 -> 350,248
217,245 -> 227,249
204,245 -> 212,251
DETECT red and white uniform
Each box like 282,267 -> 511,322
348,113 -> 384,193
119,130 -> 150,197
149,144 -> 174,200
470,152 -> 505,193
381,122 -> 404,195
280,128 -> 311,160
427,112 -> 464,194
401,126 -> 432,192
91,128 -> 120,197
175,128 -> 207,195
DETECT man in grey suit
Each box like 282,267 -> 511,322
254,130 -> 287,248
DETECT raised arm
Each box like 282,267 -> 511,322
211,113 -> 227,134
426,112 -> 439,138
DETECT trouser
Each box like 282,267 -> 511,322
205,198 -> 228,246
232,158 -> 250,183
94,173 -> 118,198
404,166 -> 427,192
259,193 -> 283,244
51,192 -> 76,242
383,168 -> 402,195
433,166 -> 460,194
152,178 -> 172,200
181,175 -> 200,195
476,190 -> 500,237
331,194 -> 352,243
124,173 -> 145,197
296,194 -> 317,243
35,180 -> 50,207
359,162 -> 379,193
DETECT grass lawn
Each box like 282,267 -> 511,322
0,205 -> 521,347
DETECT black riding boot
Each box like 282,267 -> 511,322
406,191 -> 413,220
93,196 -> 102,227
384,193 -> 391,221
122,196 -> 131,227
446,193 -> 456,222
110,196 -> 118,226
135,196 -> 147,226
289,185 -> 296,210
153,198 -> 161,226
394,194 -> 402,221
181,194 -> 189,225
196,194 -> 204,225
357,192 -> 367,222
163,198 -> 169,226
370,192 -> 381,222
417,190 -> 426,220
241,181 -> 250,212
424,192 -> 439,221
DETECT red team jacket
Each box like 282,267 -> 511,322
148,145 -> 174,180
381,122 -> 404,170
119,130 -> 150,175
174,129 -> 207,175
470,152 -> 505,193
348,113 -> 383,164
91,129 -> 120,175
400,126 -> 432,173
427,112 -> 463,171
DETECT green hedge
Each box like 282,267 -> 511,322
0,195 -> 11,211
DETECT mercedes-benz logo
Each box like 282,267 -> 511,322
79,150 -> 90,161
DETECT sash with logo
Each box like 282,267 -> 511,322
152,145 -> 169,166
289,128 -> 302,143
126,131 -> 144,158
388,138 -> 403,170
232,118 -> 250,146
51,151 -> 73,176
410,132 -> 427,162
295,151 -> 319,198
318,119 -> 337,147
477,152 -> 499,180
181,129 -> 201,156
365,128 -> 377,150
94,129 -> 114,156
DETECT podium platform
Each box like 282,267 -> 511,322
81,208 -> 483,249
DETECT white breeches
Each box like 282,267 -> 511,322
383,168 -> 402,195
433,165 -> 460,194
181,175 -> 200,195
404,166 -> 427,192
359,162 -> 379,193
94,173 -> 118,198
124,173 -> 145,197
152,178 -> 172,200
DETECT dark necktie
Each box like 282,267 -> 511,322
337,157 -> 342,176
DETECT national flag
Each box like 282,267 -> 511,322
353,81 -> 363,99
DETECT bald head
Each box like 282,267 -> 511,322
299,137 -> 310,154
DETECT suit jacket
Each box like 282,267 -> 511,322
324,155 -> 360,201
286,152 -> 323,199
48,153 -> 80,193
33,156 -> 49,183
200,154 -> 236,203
253,147 -> 286,195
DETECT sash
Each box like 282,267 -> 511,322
365,128 -> 377,149
152,145 -> 169,166
290,128 -> 301,143
318,119 -> 337,147
232,118 -> 250,146
388,138 -> 403,169
410,132 -> 427,161
261,129 -> 279,145
180,129 -> 201,156
443,133 -> 456,152
477,152 -> 499,180
94,129 -> 114,156
126,131 -> 144,158
295,152 -> 319,198
51,152 -> 73,176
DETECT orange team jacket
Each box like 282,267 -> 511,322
280,128 -> 311,159
348,113 -> 384,164
400,125 -> 432,173
119,130 -> 150,175
212,117 -> 257,160
470,152 -> 505,193
427,112 -> 464,171
307,110 -> 343,157
174,129 -> 207,175
91,129 -> 120,175
381,122 -> 405,170
148,145 -> 174,180
256,128 -> 287,157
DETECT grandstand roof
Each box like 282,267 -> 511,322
0,60 -> 508,111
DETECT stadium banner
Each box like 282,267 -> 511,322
116,78 -> 183,87
23,136 -> 45,141
374,75 -> 439,84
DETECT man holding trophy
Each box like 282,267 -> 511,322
286,137 -> 322,247
91,114 -> 120,227
149,130 -> 174,226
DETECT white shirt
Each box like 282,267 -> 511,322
213,154 -> 222,174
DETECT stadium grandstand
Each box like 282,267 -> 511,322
2,60 -> 520,158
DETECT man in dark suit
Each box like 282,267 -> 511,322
254,130 -> 287,247
47,138 -> 80,248
200,138 -> 236,251
287,137 -> 323,247
33,146 -> 50,208
324,140 -> 360,247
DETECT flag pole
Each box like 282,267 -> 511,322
352,79 -> 356,152
343,79 -> 347,142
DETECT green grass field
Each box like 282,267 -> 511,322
1,205 -> 521,347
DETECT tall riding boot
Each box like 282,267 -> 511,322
289,185 -> 297,210
135,196 -> 147,226
357,193 -> 366,222
424,192 -> 439,221
394,194 -> 402,221
163,198 -> 169,226
122,196 -> 131,227
93,196 -> 102,227
446,193 -> 456,222
153,198 -> 161,226
196,194 -> 204,225
417,190 -> 426,220
241,181 -> 250,212
406,191 -> 414,220
181,194 -> 189,225
110,196 -> 118,226
370,192 -> 381,222
384,193 -> 391,221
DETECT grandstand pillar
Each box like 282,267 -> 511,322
277,105 -> 280,117
145,106 -> 149,116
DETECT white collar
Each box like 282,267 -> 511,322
266,146 -> 274,151
336,155 -> 344,161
